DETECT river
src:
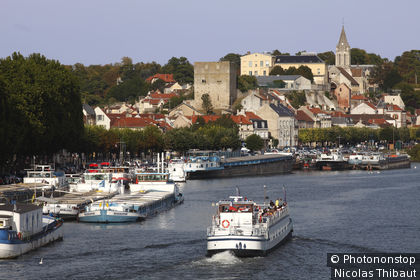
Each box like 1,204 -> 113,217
1,163 -> 419,279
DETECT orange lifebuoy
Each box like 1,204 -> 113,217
221,219 -> 230,228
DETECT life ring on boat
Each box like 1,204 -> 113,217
222,220 -> 230,228
17,232 -> 21,240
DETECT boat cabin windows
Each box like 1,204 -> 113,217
84,174 -> 109,181
136,174 -> 168,182
219,203 -> 254,213
27,172 -> 51,178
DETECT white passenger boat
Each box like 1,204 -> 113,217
207,192 -> 293,257
0,203 -> 63,258
167,159 -> 186,182
23,165 -> 67,188
72,172 -> 118,193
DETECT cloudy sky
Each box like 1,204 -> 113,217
1,0 -> 419,65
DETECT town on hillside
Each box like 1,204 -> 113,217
82,27 -> 420,149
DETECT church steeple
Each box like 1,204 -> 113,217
335,26 -> 351,68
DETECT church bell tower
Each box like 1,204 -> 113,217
335,26 -> 351,68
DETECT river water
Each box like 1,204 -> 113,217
1,163 -> 419,279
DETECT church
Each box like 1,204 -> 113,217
329,26 -> 376,112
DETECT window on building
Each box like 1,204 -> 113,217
260,61 -> 263,67
202,79 -> 206,83
255,62 -> 257,67
254,71 -> 258,75
249,71 -> 252,76
249,61 -> 252,67
266,61 -> 269,66
97,115 -> 104,121
317,68 -> 320,75
263,70 -> 266,76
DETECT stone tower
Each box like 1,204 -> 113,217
335,26 -> 351,68
194,61 -> 237,111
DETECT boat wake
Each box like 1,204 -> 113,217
292,236 -> 381,252
144,238 -> 204,249
204,251 -> 242,265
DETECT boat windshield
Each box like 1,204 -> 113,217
136,174 -> 168,182
84,174 -> 108,181
27,172 -> 51,178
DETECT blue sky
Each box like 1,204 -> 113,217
1,0 -> 419,65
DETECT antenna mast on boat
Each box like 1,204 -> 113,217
264,185 -> 267,206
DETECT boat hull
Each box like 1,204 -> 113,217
78,209 -> 142,223
0,224 -> 63,259
188,155 -> 293,179
207,218 -> 293,257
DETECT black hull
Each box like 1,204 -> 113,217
187,156 -> 293,180
315,161 -> 347,171
206,230 -> 293,258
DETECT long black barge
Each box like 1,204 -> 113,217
186,154 -> 294,180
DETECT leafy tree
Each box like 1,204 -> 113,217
269,66 -> 285,76
220,53 -> 241,71
271,80 -> 286,88
150,79 -> 167,92
272,50 -> 290,56
285,91 -> 306,109
237,75 -> 258,92
394,82 -> 419,112
161,57 -> 194,84
245,134 -> 264,151
351,48 -> 370,65
0,52 -> 83,166
201,94 -> 214,114
394,50 -> 420,84
296,65 -> 314,82
318,51 -> 335,65
213,115 -> 239,133
108,76 -> 150,103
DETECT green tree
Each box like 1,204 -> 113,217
0,52 -> 83,166
161,57 -> 194,84
272,50 -> 290,56
317,51 -> 335,65
220,53 -> 241,71
237,75 -> 258,92
351,48 -> 370,65
271,80 -> 286,88
296,65 -> 314,82
201,94 -> 214,114
245,134 -> 264,151
269,66 -> 285,76
108,76 -> 150,103
394,50 -> 420,84
286,91 -> 306,109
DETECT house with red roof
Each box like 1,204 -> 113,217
350,101 -> 378,115
383,104 -> 406,128
137,90 -> 180,113
296,110 -> 315,128
146,73 -> 176,84
298,106 -> 332,128
350,94 -> 368,108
